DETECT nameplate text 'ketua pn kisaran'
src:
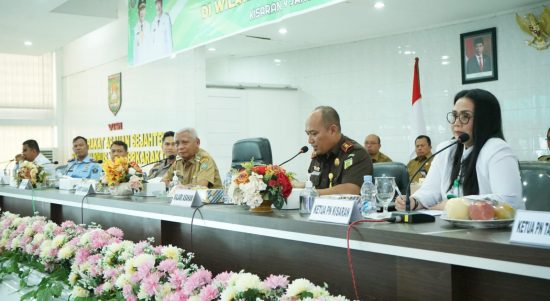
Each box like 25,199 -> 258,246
309,198 -> 358,224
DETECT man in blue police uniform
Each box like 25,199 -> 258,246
65,136 -> 102,179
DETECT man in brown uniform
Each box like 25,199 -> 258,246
364,134 -> 392,163
163,128 -> 222,188
306,106 -> 373,195
147,131 -> 177,179
538,128 -> 550,162
407,135 -> 433,183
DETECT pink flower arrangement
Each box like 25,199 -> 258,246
0,211 -> 350,301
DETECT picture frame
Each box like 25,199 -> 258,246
460,27 -> 498,84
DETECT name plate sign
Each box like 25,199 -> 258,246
171,189 -> 202,208
75,182 -> 96,196
510,210 -> 550,247
309,198 -> 361,224
18,179 -> 31,190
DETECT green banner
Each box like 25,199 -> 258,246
128,0 -> 343,65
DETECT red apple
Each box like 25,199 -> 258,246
468,201 -> 495,220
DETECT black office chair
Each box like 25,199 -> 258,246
231,137 -> 273,169
373,162 -> 409,194
519,161 -> 550,211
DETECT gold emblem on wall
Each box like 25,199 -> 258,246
515,7 -> 550,50
108,73 -> 122,116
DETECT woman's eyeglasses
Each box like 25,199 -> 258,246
446,111 -> 473,125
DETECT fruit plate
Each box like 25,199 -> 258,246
440,217 -> 514,229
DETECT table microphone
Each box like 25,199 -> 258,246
142,155 -> 176,167
279,146 -> 308,166
391,133 -> 470,223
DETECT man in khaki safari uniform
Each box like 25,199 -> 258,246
163,128 -> 222,188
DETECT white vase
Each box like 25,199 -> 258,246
109,182 -> 133,197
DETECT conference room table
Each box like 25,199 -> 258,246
0,186 -> 549,300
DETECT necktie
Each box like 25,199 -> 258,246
479,56 -> 483,71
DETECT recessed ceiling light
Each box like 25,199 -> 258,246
404,50 -> 411,55
374,1 -> 385,9
273,59 -> 282,63
24,41 -> 32,46
207,47 -> 216,52
441,61 -> 450,65
278,28 -> 288,34
441,55 -> 449,60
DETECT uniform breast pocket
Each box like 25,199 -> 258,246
310,174 -> 321,187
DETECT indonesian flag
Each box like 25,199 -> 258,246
411,57 -> 427,154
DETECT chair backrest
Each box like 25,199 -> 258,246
519,161 -> 550,211
231,137 -> 273,169
373,162 -> 409,193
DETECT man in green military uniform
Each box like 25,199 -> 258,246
306,106 -> 373,195
407,135 -> 433,183
163,128 -> 222,188
538,128 -> 550,162
364,134 -> 392,163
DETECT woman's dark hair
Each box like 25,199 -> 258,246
448,89 -> 505,195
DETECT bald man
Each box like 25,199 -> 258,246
306,106 -> 373,195
364,134 -> 392,163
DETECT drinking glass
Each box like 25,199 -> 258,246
375,176 -> 396,218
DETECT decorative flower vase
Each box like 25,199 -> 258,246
109,182 -> 133,197
250,194 -> 273,213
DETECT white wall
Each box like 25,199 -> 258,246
206,7 -> 550,164
59,0 -> 204,163
58,1 -> 550,181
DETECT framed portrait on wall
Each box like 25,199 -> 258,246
108,73 -> 122,116
460,27 -> 498,84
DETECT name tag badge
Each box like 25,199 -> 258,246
171,189 -> 202,208
510,210 -> 550,248
309,198 -> 361,224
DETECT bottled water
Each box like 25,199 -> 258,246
299,179 -> 318,215
169,171 -> 179,191
360,175 -> 377,218
223,171 -> 234,203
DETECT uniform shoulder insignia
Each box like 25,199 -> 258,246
341,141 -> 354,153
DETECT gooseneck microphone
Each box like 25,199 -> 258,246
142,155 -> 176,167
391,133 -> 470,224
279,146 -> 309,166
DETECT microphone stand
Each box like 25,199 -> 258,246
279,152 -> 302,167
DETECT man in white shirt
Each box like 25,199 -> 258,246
14,139 -> 55,176
151,0 -> 173,59
133,0 -> 151,65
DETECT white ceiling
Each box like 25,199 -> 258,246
0,0 -> 117,55
0,0 -> 546,58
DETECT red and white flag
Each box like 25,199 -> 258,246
411,58 -> 427,158
411,57 -> 427,154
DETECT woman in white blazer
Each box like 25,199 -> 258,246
396,89 -> 524,211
